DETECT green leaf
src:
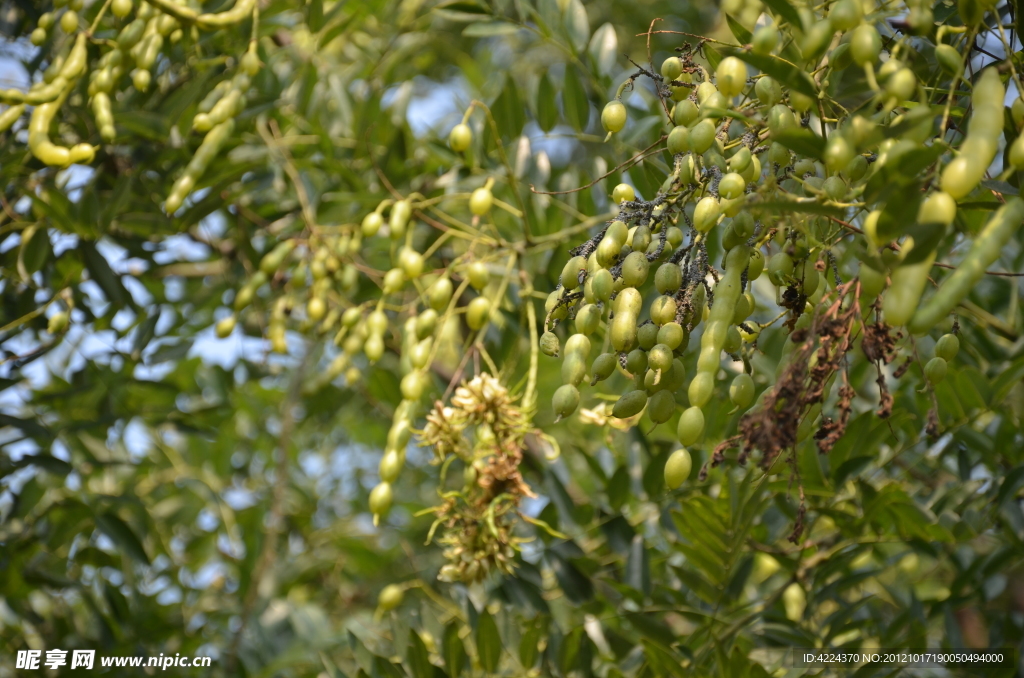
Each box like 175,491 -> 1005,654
476,610 -> 502,673
492,76 -> 525,139
463,22 -> 521,37
562,65 -> 590,132
536,73 -> 559,132
761,0 -> 804,28
704,44 -> 723,71
307,0 -> 324,32
93,512 -> 150,565
20,225 -> 52,276
625,534 -> 651,596
82,241 -> 131,309
750,199 -> 844,217
726,15 -> 752,44
562,0 -> 590,52
588,22 -> 618,76
443,623 -> 466,677
898,221 -> 947,265
519,622 -> 542,668
772,127 -> 825,159
406,630 -> 433,678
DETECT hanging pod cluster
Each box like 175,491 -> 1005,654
535,0 -> 1017,481
0,0 -> 259,199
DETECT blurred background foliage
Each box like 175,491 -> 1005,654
1,0 -> 1024,676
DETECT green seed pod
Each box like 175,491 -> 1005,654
719,173 -> 746,200
715,57 -> 747,97
562,353 -> 587,386
767,104 -> 796,138
598,233 -> 624,264
842,155 -> 869,182
745,250 -> 764,281
552,384 -> 580,419
910,199 -> 1024,334
729,373 -> 755,408
655,263 -> 683,294
723,325 -> 742,353
661,56 -> 683,81
664,447 -> 692,489
341,307 -> 362,329
673,99 -> 698,126
466,297 -> 491,330
60,10 -> 79,33
648,344 -> 674,371
651,295 -> 677,325
415,309 -> 438,339
630,225 -> 652,252
767,252 -> 794,286
411,338 -> 433,369
755,76 -> 783,107
379,448 -> 405,483
259,241 -> 296,275
561,256 -> 587,290
752,24 -> 780,55
677,406 -> 705,446
390,200 -> 412,236
591,352 -> 617,384
935,334 -> 960,361
369,482 -> 393,518
637,322 -> 659,350
829,0 -> 863,29
689,119 -> 716,154
368,309 -> 388,335
398,248 -> 424,279
850,24 -> 881,65
602,100 -> 627,133
657,322 -> 685,350
565,333 -> 591,358
768,142 -> 790,165
575,304 -> 601,335
383,267 -> 406,294
615,288 -> 643,316
731,293 -> 751,324
666,227 -> 683,248
626,348 -> 649,375
546,290 -> 568,322
693,196 -> 721,232
591,268 -> 613,302
621,251 -> 650,288
463,261 -> 488,290
612,183 -> 635,203
365,334 -> 385,362
307,297 -> 327,322
721,223 -> 744,251
428,277 -> 453,311
612,390 -> 648,419
540,331 -> 561,357
688,372 -> 714,408
924,356 -> 948,384
801,266 -> 820,297
470,187 -> 493,215
647,390 -> 676,424
111,0 -> 132,17
665,358 -> 687,391
47,310 -> 70,334
400,370 -> 427,400
667,126 -> 690,154
449,123 -> 472,151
